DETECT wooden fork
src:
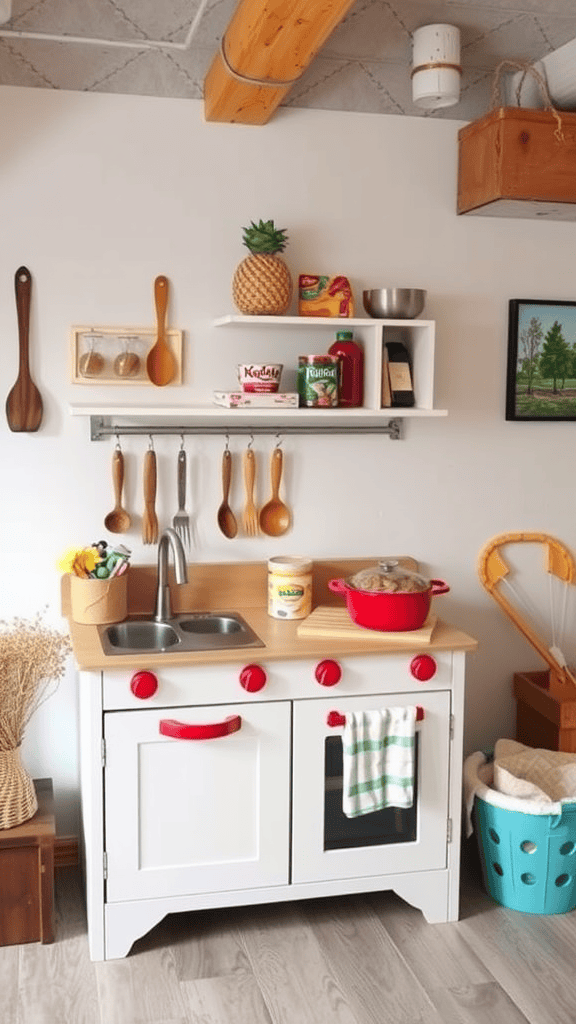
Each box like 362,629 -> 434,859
241,448 -> 259,537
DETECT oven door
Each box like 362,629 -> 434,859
291,690 -> 451,884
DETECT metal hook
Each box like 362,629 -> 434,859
179,433 -> 185,451
247,433 -> 254,449
274,432 -> 284,449
115,433 -> 122,451
224,432 -> 230,451
148,434 -> 154,450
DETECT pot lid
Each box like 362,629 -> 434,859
346,559 -> 430,594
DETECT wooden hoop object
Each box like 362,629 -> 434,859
478,531 -> 576,689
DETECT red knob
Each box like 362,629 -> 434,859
130,670 -> 159,699
410,654 -> 437,682
315,659 -> 342,687
239,664 -> 267,692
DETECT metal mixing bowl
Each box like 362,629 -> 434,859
363,288 -> 427,319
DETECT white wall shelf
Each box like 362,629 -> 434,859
71,314 -> 446,440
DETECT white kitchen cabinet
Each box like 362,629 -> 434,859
292,690 -> 450,884
104,701 -> 291,903
79,647 -> 468,961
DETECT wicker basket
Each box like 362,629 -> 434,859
0,747 -> 38,829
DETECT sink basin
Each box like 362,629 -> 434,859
98,612 -> 263,656
104,621 -> 180,652
179,615 -> 243,635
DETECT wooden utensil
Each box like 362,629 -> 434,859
241,447 -> 259,536
142,448 -> 159,544
217,448 -> 238,539
104,447 -> 131,534
6,266 -> 43,432
146,275 -> 176,387
259,447 -> 291,536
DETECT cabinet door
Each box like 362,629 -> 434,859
104,701 -> 291,902
292,691 -> 451,883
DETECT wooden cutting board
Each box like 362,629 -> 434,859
297,606 -> 437,643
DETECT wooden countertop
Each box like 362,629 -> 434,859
62,558 -> 478,671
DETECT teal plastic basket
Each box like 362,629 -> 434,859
474,795 -> 576,914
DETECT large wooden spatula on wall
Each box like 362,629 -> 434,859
6,266 -> 43,432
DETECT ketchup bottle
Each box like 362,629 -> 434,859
328,331 -> 364,407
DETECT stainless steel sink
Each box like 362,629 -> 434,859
99,612 -> 264,656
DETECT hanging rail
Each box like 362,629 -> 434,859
89,415 -> 402,441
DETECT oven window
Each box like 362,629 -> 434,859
323,734 -> 419,851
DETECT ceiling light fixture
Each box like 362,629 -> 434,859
411,24 -> 461,110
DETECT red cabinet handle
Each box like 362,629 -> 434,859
315,659 -> 342,687
159,715 -> 242,740
327,706 -> 424,727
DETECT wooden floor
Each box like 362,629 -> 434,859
2,841 -> 576,1024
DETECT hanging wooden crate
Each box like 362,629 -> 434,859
457,106 -> 576,220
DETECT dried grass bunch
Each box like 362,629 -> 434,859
0,612 -> 72,751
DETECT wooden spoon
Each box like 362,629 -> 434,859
104,448 -> 131,534
217,449 -> 238,539
146,275 -> 176,387
6,266 -> 43,432
259,447 -> 291,536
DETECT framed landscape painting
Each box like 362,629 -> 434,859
506,299 -> 576,421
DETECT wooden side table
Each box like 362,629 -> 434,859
0,777 -> 55,946
514,670 -> 576,752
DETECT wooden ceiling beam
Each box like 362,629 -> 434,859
203,0 -> 357,125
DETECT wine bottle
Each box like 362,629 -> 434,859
386,342 -> 414,407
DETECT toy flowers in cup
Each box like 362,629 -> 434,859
58,541 -> 131,625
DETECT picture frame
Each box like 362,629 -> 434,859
506,299 -> 576,421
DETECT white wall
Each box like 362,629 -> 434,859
1,86 -> 575,833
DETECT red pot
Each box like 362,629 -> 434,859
328,575 -> 449,632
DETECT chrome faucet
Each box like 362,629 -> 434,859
154,528 -> 188,621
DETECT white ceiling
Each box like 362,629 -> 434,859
0,1 -> 574,122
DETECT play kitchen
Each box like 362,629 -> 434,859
63,553 -> 477,961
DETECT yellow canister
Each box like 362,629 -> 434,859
267,556 -> 313,619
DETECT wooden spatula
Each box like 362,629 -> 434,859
142,448 -> 159,545
146,275 -> 176,387
6,266 -> 43,432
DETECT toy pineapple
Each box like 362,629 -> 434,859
232,219 -> 293,315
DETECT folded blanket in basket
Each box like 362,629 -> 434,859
463,740 -> 576,838
494,738 -> 576,803
342,706 -> 417,818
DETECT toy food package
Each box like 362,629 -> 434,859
298,275 -> 354,317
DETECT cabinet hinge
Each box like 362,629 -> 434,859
447,818 -> 453,844
103,851 -> 108,880
449,714 -> 455,741
101,738 -> 106,767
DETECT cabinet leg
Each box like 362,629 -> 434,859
392,870 -> 456,923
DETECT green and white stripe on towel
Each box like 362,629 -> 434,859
342,706 -> 417,818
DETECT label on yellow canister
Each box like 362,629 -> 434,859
268,556 -> 312,619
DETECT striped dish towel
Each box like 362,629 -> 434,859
342,707 -> 417,818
